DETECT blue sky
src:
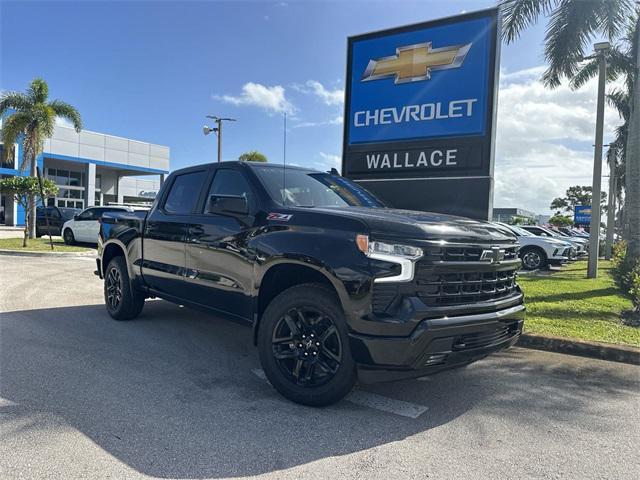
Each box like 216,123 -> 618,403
1,0 -> 617,214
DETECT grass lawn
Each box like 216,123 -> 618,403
518,260 -> 640,348
0,237 -> 93,253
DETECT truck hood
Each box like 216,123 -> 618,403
305,206 -> 517,244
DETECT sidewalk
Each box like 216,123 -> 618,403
0,226 -> 25,239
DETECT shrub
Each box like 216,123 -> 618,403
611,241 -> 640,321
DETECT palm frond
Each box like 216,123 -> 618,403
26,78 -> 49,104
1,113 -> 30,170
49,99 -> 82,132
543,0 -> 633,88
0,92 -> 33,116
499,0 -> 556,44
595,0 -> 634,40
570,47 -> 632,89
606,88 -> 631,121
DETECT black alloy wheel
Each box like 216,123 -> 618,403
258,283 -> 356,406
106,266 -> 123,311
272,306 -> 343,387
103,256 -> 145,320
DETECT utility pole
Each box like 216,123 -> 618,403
587,42 -> 610,278
605,146 -> 617,260
203,116 -> 236,162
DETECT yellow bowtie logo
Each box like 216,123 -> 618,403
361,42 -> 472,84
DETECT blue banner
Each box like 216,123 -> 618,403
574,205 -> 592,225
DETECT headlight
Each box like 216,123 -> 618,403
356,235 -> 423,283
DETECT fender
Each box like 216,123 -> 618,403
101,238 -> 141,285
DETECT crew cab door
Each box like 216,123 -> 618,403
182,167 -> 258,322
142,168 -> 208,296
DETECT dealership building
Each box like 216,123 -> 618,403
0,122 -> 169,225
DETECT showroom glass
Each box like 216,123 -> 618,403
204,169 -> 253,213
163,171 -> 206,214
253,167 -> 385,208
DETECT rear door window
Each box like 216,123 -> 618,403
163,171 -> 207,215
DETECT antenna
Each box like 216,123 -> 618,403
283,111 -> 287,206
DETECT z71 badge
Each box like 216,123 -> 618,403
267,212 -> 293,221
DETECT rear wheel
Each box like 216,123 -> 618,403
520,247 -> 547,271
104,256 -> 145,320
63,228 -> 75,245
258,284 -> 356,406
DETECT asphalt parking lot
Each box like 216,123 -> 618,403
1,255 -> 639,480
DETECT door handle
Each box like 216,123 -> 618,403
189,226 -> 205,238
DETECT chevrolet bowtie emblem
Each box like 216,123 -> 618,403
361,42 -> 472,84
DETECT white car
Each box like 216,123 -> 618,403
62,206 -> 133,245
494,222 -> 575,271
521,225 -> 588,257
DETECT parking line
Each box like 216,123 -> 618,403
251,368 -> 428,419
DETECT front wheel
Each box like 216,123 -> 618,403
258,284 -> 357,407
520,247 -> 547,271
63,228 -> 75,245
104,256 -> 145,320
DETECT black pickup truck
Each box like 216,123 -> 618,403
97,161 -> 524,406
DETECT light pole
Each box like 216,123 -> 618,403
203,115 -> 237,162
587,41 -> 610,279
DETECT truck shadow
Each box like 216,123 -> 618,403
1,300 -> 637,479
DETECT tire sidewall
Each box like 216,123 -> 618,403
63,228 -> 74,245
104,256 -> 144,320
258,284 -> 356,406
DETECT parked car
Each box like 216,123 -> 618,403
62,206 -> 134,245
494,222 -> 574,270
36,206 -> 81,237
96,161 -> 525,406
521,225 -> 588,257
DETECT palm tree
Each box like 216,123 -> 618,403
499,0 -> 639,267
0,78 -> 82,237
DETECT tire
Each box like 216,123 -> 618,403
520,247 -> 547,271
258,283 -> 357,407
63,228 -> 75,245
104,256 -> 145,321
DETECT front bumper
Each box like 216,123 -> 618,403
350,303 -> 525,383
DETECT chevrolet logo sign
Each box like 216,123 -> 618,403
361,42 -> 472,84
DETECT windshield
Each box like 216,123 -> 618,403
253,166 -> 385,208
508,225 -> 534,237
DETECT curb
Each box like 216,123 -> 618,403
0,248 -> 96,258
518,333 -> 640,365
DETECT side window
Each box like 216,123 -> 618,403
204,169 -> 253,212
78,209 -> 96,221
163,171 -> 207,215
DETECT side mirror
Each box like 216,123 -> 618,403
73,214 -> 79,221
207,194 -> 249,216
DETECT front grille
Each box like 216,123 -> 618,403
423,245 -> 519,263
371,243 -> 521,314
414,265 -> 518,307
452,323 -> 518,351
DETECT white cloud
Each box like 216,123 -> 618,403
292,115 -> 343,128
294,80 -> 344,106
213,82 -> 294,114
493,66 -> 623,214
316,152 -> 342,171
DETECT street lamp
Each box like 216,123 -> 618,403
587,41 -> 610,278
203,115 -> 237,163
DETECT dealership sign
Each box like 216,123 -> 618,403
342,9 -> 500,220
574,205 -> 592,226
